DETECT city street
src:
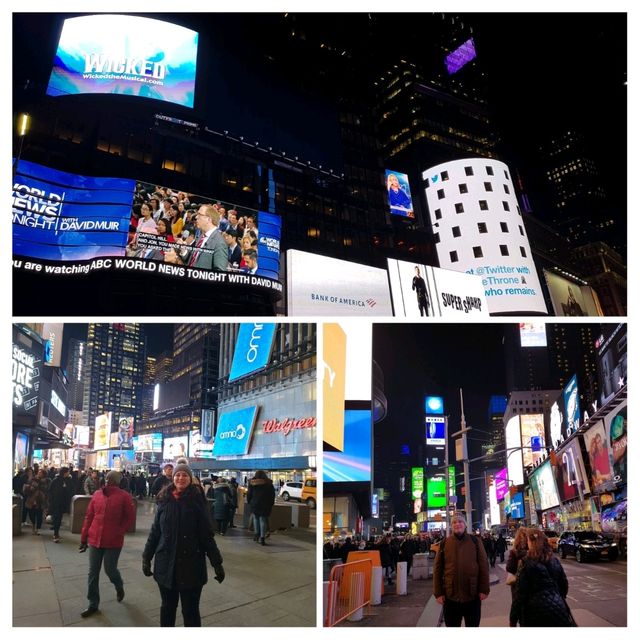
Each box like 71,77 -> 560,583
13,499 -> 316,627
337,554 -> 626,627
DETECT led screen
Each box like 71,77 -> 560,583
520,414 -> 545,468
189,429 -> 214,459
519,322 -> 547,347
605,401 -> 627,485
14,433 -> 29,469
530,460 -> 560,511
563,375 -> 580,432
287,250 -> 393,316
162,435 -> 189,460
74,425 -> 91,447
489,481 -> 500,526
427,476 -> 447,508
108,449 -> 135,470
212,405 -> 259,457
425,396 -> 444,415
116,416 -> 134,448
495,467 -> 509,501
601,499 -> 627,534
132,433 -> 163,453
12,329 -> 42,414
551,438 -> 590,502
509,492 -> 525,519
445,38 -> 476,75
47,15 -> 198,108
387,258 -> 488,318
323,409 -> 371,482
583,421 -> 615,493
596,324 -> 627,405
505,416 -> 524,486
425,416 -> 446,446
385,170 -> 414,218
228,323 -> 277,382
543,270 -> 602,316
94,412 -> 112,450
411,467 -> 424,499
13,161 -> 282,292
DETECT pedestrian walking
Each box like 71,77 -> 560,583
247,470 -> 275,545
23,476 -> 46,535
212,477 -> 231,535
433,514 -> 490,627
78,470 -> 136,618
151,463 -> 174,498
47,466 -> 72,542
509,528 -> 575,627
227,478 -> 238,529
495,532 -> 508,563
482,532 -> 496,567
84,469 -> 99,496
142,462 -> 225,627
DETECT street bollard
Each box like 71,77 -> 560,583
412,553 -> 430,579
371,566 -> 383,605
396,561 -> 407,595
347,572 -> 365,622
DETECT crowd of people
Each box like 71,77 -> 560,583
126,183 -> 261,274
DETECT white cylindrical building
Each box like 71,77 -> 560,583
422,158 -> 548,314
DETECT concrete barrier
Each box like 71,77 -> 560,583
371,566 -> 383,605
412,552 -> 430,579
396,561 -> 407,595
70,494 -> 138,534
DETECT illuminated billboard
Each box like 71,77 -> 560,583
425,416 -> 446,446
132,433 -> 163,453
508,492 -> 525,519
212,405 -> 259,457
425,396 -> 444,415
583,421 -> 615,493
287,250 -> 393,316
385,170 -> 414,218
189,429 -> 214,459
323,324 -> 347,452
445,38 -> 477,75
427,476 -> 447,508
543,270 -> 602,316
489,481 -> 500,526
604,400 -> 626,486
163,435 -> 189,460
94,412 -> 112,450
12,327 -> 42,415
551,438 -> 590,503
520,414 -> 545,468
47,15 -> 199,108
495,467 -> 509,501
387,259 -> 488,318
13,161 -> 282,295
529,460 -> 560,511
563,375 -> 580,432
519,322 -> 547,347
596,324 -> 627,405
108,450 -> 135,470
505,416 -> 524,486
116,416 -> 134,448
323,410 -> 372,482
228,323 -> 277,382
411,467 -> 424,499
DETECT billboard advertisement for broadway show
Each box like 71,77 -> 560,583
46,15 -> 199,108
12,160 -> 282,295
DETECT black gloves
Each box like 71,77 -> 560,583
142,559 -> 153,577
78,542 -> 88,553
213,564 -> 225,583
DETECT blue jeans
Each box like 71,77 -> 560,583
87,546 -> 123,608
254,515 -> 269,539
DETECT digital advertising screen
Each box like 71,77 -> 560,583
427,476 -> 447,508
489,481 -> 501,526
445,37 -> 477,75
13,161 -> 283,297
323,323 -> 347,453
189,429 -> 214,459
46,15 -> 199,108
519,322 -> 547,347
228,323 -> 277,382
385,169 -> 414,218
212,405 -> 259,457
530,460 -> 559,511
596,324 -> 627,405
543,270 -> 602,316
425,396 -> 444,415
387,258 -> 488,318
12,327 -> 42,415
14,433 -> 29,470
505,416 -> 524,486
132,432 -> 163,453
549,397 -> 564,448
520,414 -> 545,468
287,250 -> 393,316
108,449 -> 135,470
583,421 -> 615,493
604,400 -> 627,486
495,468 -> 509,501
551,438 -> 590,503
509,492 -> 525,519
411,467 -> 424,499
162,435 -> 189,460
323,409 -> 372,483
74,425 -> 91,447
601,499 -> 627,534
93,412 -> 112,450
425,416 -> 446,446
563,374 -> 581,432
116,416 -> 134,448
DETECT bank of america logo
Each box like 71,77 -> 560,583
366,298 -> 377,307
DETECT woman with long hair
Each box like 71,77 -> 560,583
509,528 -> 574,627
247,470 -> 275,546
142,462 -> 225,627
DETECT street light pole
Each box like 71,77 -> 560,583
450,388 -> 474,531
444,415 -> 450,536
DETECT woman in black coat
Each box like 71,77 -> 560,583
510,528 -> 574,627
142,463 -> 225,627
247,470 -> 275,546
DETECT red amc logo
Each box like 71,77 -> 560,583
262,417 -> 317,436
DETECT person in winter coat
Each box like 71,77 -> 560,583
142,462 -> 225,627
377,535 -> 394,585
23,476 -> 46,535
48,467 -> 72,542
212,478 -> 232,535
78,470 -> 135,617
509,528 -> 573,627
227,478 -> 239,529
482,532 -> 496,568
151,464 -> 174,497
247,470 -> 275,546
433,515 -> 491,627
506,527 -> 529,603
84,470 -> 99,496
495,532 -> 508,563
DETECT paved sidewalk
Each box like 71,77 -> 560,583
338,562 -> 614,627
13,499 -> 316,627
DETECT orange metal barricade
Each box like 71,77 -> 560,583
325,559 -> 373,627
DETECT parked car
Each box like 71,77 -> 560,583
558,530 -> 618,563
278,481 -> 303,502
543,529 -> 560,551
301,478 -> 316,509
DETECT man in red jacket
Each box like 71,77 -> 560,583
79,470 -> 136,617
